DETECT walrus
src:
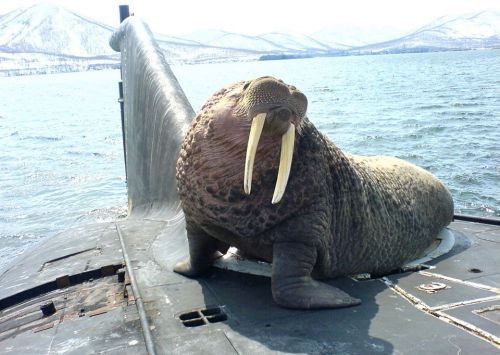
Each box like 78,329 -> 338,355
174,76 -> 454,309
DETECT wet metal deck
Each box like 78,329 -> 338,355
0,219 -> 499,354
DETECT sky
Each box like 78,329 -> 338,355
1,0 -> 499,36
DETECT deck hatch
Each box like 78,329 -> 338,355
178,307 -> 227,328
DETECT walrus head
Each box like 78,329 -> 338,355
177,76 -> 308,210
237,76 -> 308,204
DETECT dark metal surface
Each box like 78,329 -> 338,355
116,217 -> 500,354
118,81 -> 126,176
454,214 -> 500,226
0,223 -> 147,354
119,5 -> 130,23
1,219 -> 498,353
116,223 -> 156,355
0,223 -> 124,306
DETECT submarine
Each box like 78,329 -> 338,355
0,6 -> 499,354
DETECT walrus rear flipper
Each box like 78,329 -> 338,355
272,242 -> 361,309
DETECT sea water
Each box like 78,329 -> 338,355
0,49 -> 499,268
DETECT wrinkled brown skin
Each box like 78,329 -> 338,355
175,76 -> 454,309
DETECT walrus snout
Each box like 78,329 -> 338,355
243,76 -> 308,123
263,107 -> 293,136
271,107 -> 292,121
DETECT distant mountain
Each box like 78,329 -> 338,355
177,30 -> 335,53
0,3 -> 263,75
0,3 -> 120,75
0,3 -> 116,57
311,25 -> 408,48
260,33 -> 333,52
351,10 -> 500,54
0,3 -> 499,76
200,32 -> 290,52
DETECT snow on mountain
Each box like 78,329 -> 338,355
177,29 -> 229,45
311,25 -> 407,48
156,40 -> 262,64
180,30 -> 308,53
1,3 -> 499,76
179,30 -> 336,53
0,51 -> 118,76
0,3 -> 263,75
260,33 -> 332,52
419,11 -> 500,39
205,32 -> 287,52
352,10 -> 500,54
0,3 -> 116,57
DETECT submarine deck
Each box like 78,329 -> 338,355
0,219 -> 499,354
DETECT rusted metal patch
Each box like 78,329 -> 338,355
125,284 -> 136,302
33,322 -> 55,333
1,275 -> 128,341
87,306 -> 112,317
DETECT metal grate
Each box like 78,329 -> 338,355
178,307 -> 227,328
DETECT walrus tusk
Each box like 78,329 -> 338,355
272,123 -> 295,204
244,113 -> 266,195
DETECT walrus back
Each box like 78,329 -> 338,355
336,154 -> 454,275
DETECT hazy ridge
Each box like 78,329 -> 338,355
1,3 -> 499,75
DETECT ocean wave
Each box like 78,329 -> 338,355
396,153 -> 424,160
65,150 -> 106,158
76,205 -> 128,223
452,173 -> 481,186
438,111 -> 490,119
416,126 -> 447,134
20,135 -> 64,141
312,86 -> 334,93
104,136 -> 122,145
363,135 -> 384,141
404,133 -> 423,139
454,199 -> 500,217
0,233 -> 35,241
416,104 -> 447,110
451,102 -> 482,108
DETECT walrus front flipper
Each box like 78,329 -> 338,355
272,242 -> 361,309
174,223 -> 227,277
